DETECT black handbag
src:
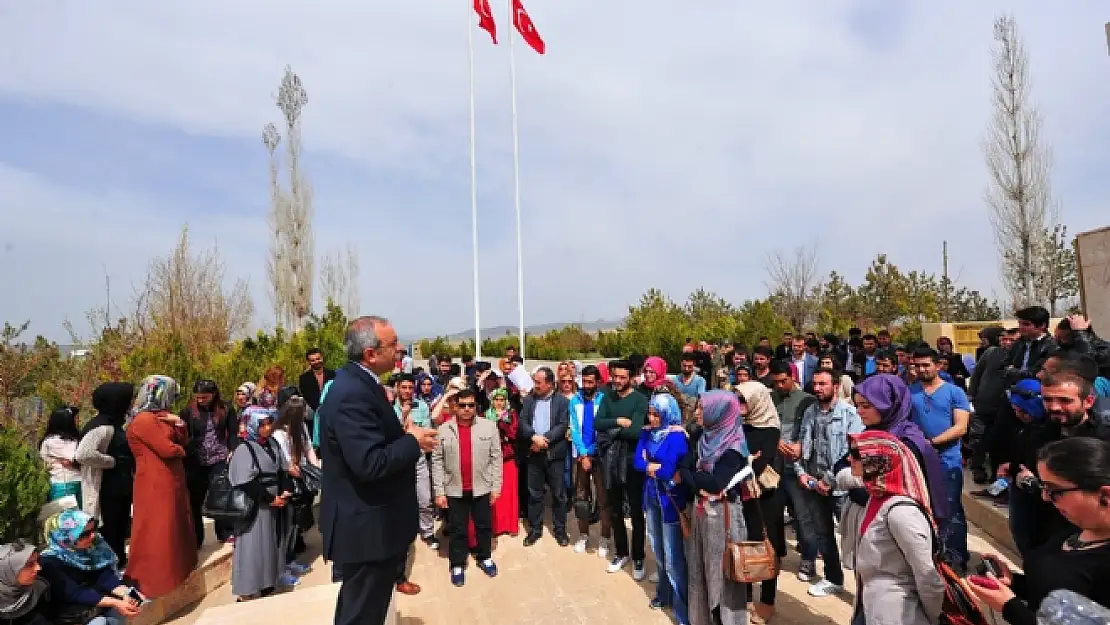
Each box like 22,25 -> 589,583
202,443 -> 260,535
291,463 -> 322,505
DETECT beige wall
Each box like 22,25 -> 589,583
922,319 -> 1062,356
1077,226 -> 1110,334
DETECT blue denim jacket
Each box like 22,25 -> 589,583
793,399 -> 864,488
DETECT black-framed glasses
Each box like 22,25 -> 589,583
1042,485 -> 1084,502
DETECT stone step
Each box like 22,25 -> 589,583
192,582 -> 398,625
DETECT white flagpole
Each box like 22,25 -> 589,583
507,0 -> 526,360
468,0 -> 482,361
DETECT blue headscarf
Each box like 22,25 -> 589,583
649,393 -> 682,443
241,406 -> 277,441
41,509 -> 118,572
1008,378 -> 1046,421
415,372 -> 443,405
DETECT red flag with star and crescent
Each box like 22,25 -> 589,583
474,0 -> 498,44
512,0 -> 545,54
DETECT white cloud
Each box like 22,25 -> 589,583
1,1 -> 1108,341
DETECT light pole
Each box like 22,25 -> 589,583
1105,22 -> 1109,55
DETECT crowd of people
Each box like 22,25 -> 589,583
5,306 -> 1110,625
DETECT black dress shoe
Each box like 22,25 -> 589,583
523,533 -> 541,547
555,534 -> 570,547
972,471 -> 991,485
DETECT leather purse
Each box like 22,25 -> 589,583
202,443 -> 260,535
721,480 -> 779,584
757,465 -> 781,490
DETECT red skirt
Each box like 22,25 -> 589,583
466,459 -> 520,547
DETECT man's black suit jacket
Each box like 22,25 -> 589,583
319,362 -> 421,565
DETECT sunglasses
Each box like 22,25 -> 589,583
457,402 -> 476,409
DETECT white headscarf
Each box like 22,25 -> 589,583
735,381 -> 780,429
0,542 -> 48,620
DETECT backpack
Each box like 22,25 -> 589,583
887,501 -> 989,625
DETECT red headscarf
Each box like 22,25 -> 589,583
851,430 -> 936,535
642,356 -> 669,390
595,362 -> 610,385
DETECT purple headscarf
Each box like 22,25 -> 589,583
854,374 -> 949,521
697,390 -> 749,472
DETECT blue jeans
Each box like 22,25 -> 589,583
88,609 -> 125,625
646,495 -> 688,625
940,467 -> 969,571
780,472 -> 818,562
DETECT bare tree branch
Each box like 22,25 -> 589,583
319,243 -> 361,319
764,243 -> 822,331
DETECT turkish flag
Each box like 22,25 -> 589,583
512,0 -> 545,55
474,0 -> 497,44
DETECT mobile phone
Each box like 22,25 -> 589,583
976,557 -> 1001,578
968,575 -> 999,590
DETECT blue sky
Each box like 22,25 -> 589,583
1,1 -> 1108,342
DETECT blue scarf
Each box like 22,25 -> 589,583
41,509 -> 118,572
648,393 -> 682,443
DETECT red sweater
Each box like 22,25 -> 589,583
458,422 -> 473,492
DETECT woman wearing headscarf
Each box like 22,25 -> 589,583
415,372 -> 443,408
180,379 -> 239,548
852,374 -> 949,524
485,388 -> 520,537
125,375 -> 197,599
1,542 -> 51,625
39,406 -> 83,506
76,383 -> 135,567
633,393 -> 690,624
229,407 -> 297,601
1000,378 -> 1062,558
678,390 -> 751,625
848,431 -> 945,625
639,356 -> 676,397
595,362 -> 611,390
735,382 -> 786,623
39,509 -> 143,624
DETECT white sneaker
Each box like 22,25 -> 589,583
597,538 -> 611,560
607,555 -> 629,573
574,537 -> 588,554
807,580 -> 844,597
632,560 -> 646,581
649,571 -> 660,584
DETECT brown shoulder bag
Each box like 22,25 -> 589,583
721,479 -> 779,584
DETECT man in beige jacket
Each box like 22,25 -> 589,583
432,389 -> 502,587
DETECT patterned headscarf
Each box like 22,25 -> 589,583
241,406 -> 278,442
648,393 -> 683,443
0,542 -> 48,620
41,509 -> 118,572
697,390 -> 749,471
485,388 -> 511,422
415,372 -> 443,405
850,431 -> 937,531
129,374 -> 179,421
642,357 -> 669,390
735,381 -> 779,429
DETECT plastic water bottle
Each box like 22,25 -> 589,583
1037,589 -> 1110,625
987,477 -> 1010,497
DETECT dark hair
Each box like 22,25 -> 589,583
680,353 -> 697,363
758,336 -> 769,343
782,331 -> 793,337
849,327 -> 862,336
862,333 -> 878,342
535,367 -> 555,385
1047,353 -> 1099,383
768,360 -> 793,377
811,367 -> 836,382
1037,437 -> 1110,492
581,365 -> 600,381
753,346 -> 773,359
1015,306 -> 1051,329
511,355 -> 524,364
820,352 -> 844,374
449,364 -> 462,376
1005,327 -> 1021,335
274,396 -> 310,465
877,329 -> 891,338
610,359 -> 632,376
455,389 -> 476,402
42,406 -> 80,445
823,333 -> 839,345
805,338 -> 820,350
193,378 -> 218,394
277,385 -> 303,409
305,347 -> 322,359
190,379 -> 227,423
1042,371 -> 1095,400
461,354 -> 474,363
875,349 -> 895,363
912,346 -> 940,362
396,373 -> 416,385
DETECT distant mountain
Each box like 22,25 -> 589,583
402,318 -> 623,343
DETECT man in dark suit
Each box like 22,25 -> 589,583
319,316 -> 439,625
298,347 -> 336,434
518,366 -> 571,546
774,330 -> 794,361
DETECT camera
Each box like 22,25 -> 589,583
1016,473 -> 1041,493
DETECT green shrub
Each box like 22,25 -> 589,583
0,427 -> 50,543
